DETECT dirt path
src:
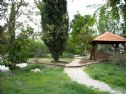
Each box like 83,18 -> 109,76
64,58 -> 124,94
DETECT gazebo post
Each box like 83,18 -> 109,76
112,43 -> 119,53
90,43 -> 96,60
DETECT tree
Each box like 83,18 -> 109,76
7,0 -> 28,67
0,25 -> 8,55
0,0 -> 8,19
8,27 -> 32,65
0,0 -> 44,70
71,13 -> 96,55
94,5 -> 121,35
65,33 -> 80,54
37,0 -> 69,62
97,5 -> 107,34
121,3 -> 126,36
107,0 -> 126,36
93,1 -> 126,54
27,39 -> 49,58
0,0 -> 34,69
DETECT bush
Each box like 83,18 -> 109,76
61,52 -> 74,58
110,53 -> 126,66
0,54 -> 10,66
27,40 -> 49,58
24,64 -> 46,72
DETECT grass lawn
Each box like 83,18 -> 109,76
28,57 -> 74,64
0,64 -> 107,94
85,62 -> 126,90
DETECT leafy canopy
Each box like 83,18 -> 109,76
71,13 -> 96,55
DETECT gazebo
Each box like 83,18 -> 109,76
90,32 -> 126,60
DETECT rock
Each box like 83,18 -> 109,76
31,68 -> 41,72
0,65 -> 9,72
16,63 -> 28,68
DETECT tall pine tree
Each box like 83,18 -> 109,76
38,0 -> 69,62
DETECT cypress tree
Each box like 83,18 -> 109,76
38,0 -> 69,61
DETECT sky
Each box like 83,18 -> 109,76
22,0 -> 106,20
30,0 -> 106,32
67,0 -> 106,20
24,0 -> 106,20
0,0 -> 106,32
26,0 -> 106,31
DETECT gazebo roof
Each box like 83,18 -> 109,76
92,32 -> 126,44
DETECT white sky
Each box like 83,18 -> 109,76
27,0 -> 106,31
26,0 -> 106,31
24,0 -> 106,20
0,0 -> 106,32
67,0 -> 106,20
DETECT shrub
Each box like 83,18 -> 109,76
61,52 -> 74,58
27,40 -> 49,58
0,54 -> 10,66
22,64 -> 46,72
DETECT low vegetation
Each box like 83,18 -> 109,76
28,57 -> 74,64
0,64 -> 107,94
85,62 -> 126,90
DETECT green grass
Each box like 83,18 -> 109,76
28,57 -> 74,64
0,65 -> 107,94
85,62 -> 126,90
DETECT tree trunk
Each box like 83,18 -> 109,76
8,62 -> 16,71
7,2 -> 16,68
52,51 -> 59,62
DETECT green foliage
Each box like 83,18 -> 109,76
121,4 -> 126,36
0,67 -> 108,94
65,34 -> 80,54
37,0 -> 69,61
96,5 -> 120,34
122,22 -> 126,37
21,64 -> 46,72
0,45 -> 7,57
0,32 -> 8,55
0,55 -> 10,65
8,27 -> 32,64
111,6 -> 119,20
85,63 -> 126,89
70,13 -> 96,55
106,0 -> 126,36
97,6 -> 107,34
63,82 -> 107,94
27,40 -> 49,58
0,1 -> 30,68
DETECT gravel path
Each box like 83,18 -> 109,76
64,59 -> 125,94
